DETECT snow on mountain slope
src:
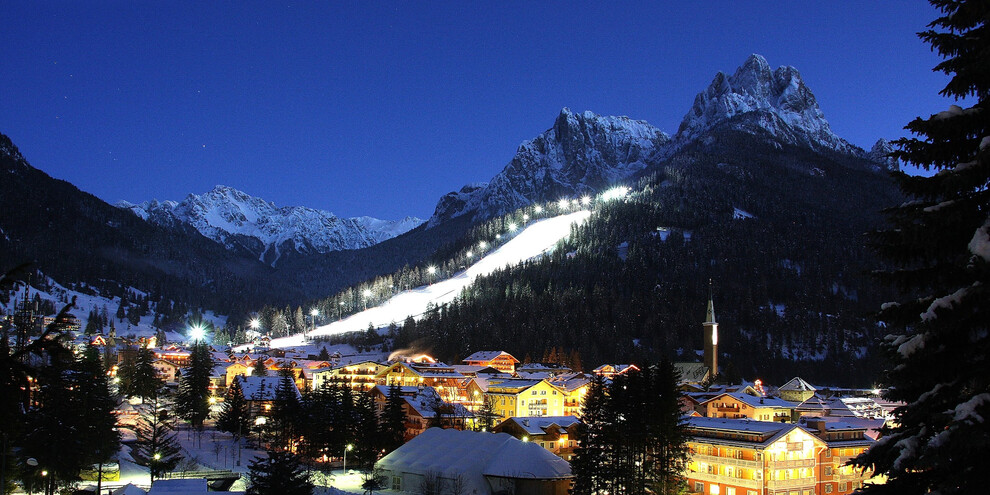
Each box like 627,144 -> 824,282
427,108 -> 669,227
263,209 -> 592,349
673,54 -> 861,156
1,277 -> 225,342
119,185 -> 423,265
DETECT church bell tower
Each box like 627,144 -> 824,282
703,286 -> 718,378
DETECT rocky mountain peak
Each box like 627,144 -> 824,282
675,54 -> 858,155
868,138 -> 899,171
428,108 -> 669,226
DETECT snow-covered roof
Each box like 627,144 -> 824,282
779,376 -> 817,392
111,483 -> 148,495
499,416 -> 582,436
487,378 -> 545,393
236,375 -> 300,401
376,428 -> 571,492
548,372 -> 591,392
450,364 -> 499,376
463,351 -> 518,363
148,479 -> 208,494
702,392 -> 794,409
685,417 -> 823,448
673,362 -> 710,384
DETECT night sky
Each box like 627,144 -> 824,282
2,2 -> 950,220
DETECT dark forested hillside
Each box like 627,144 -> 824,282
387,129 -> 902,386
0,134 -> 293,316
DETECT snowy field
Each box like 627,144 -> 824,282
263,209 -> 591,349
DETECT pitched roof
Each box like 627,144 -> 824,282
376,428 -> 572,488
701,392 -> 794,409
499,416 -> 582,436
463,351 -> 519,363
685,417 -> 824,449
779,376 -> 817,392
673,362 -> 710,383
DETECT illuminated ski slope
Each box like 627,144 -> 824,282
267,209 -> 591,348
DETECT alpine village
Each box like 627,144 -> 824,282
1,2 -> 988,495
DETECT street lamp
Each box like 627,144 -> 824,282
362,289 -> 372,309
427,265 -> 437,284
189,323 -> 206,342
249,318 -> 260,335
342,443 -> 354,473
310,308 -> 319,331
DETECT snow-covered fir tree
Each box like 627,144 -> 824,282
853,2 -> 990,493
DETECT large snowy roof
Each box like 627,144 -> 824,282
685,417 -> 823,448
148,479 -> 208,494
111,483 -> 148,495
377,428 -> 571,488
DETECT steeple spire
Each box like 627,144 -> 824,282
703,280 -> 719,378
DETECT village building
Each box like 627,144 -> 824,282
591,363 -> 640,380
375,428 -> 572,495
801,417 -> 876,495
493,416 -> 582,461
376,360 -> 466,403
370,385 -> 473,441
684,417 -> 826,495
462,351 -> 520,373
312,359 -> 387,391
546,372 -> 591,417
151,358 -> 180,384
777,377 -> 817,403
484,378 -> 568,421
700,392 -> 795,422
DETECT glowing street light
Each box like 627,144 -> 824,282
508,222 -> 517,232
557,198 -> 570,210
466,251 -> 473,258
580,195 -> 591,206
189,324 -> 206,342
523,214 -> 529,221
249,318 -> 260,332
362,289 -> 372,309
600,186 -> 630,202
427,266 -> 437,275
309,308 -> 320,331
343,443 -> 354,473
534,205 -> 543,214
496,234 -> 501,240
478,241 -> 488,250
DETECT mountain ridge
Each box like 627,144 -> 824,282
119,185 -> 423,266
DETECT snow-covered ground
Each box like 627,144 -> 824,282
1,279 -> 225,342
262,209 -> 592,349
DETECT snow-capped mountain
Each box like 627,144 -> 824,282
673,54 -> 861,156
428,108 -> 669,226
119,185 -> 423,266
867,138 -> 899,171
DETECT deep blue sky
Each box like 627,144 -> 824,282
2,2 -> 950,220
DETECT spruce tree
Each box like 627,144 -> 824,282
76,344 -> 122,495
571,374 -> 614,495
380,384 -> 407,452
217,378 -> 250,436
131,386 -> 183,484
853,2 -> 990,494
245,450 -> 313,495
252,357 -> 268,377
176,341 -> 213,427
268,367 -> 301,450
